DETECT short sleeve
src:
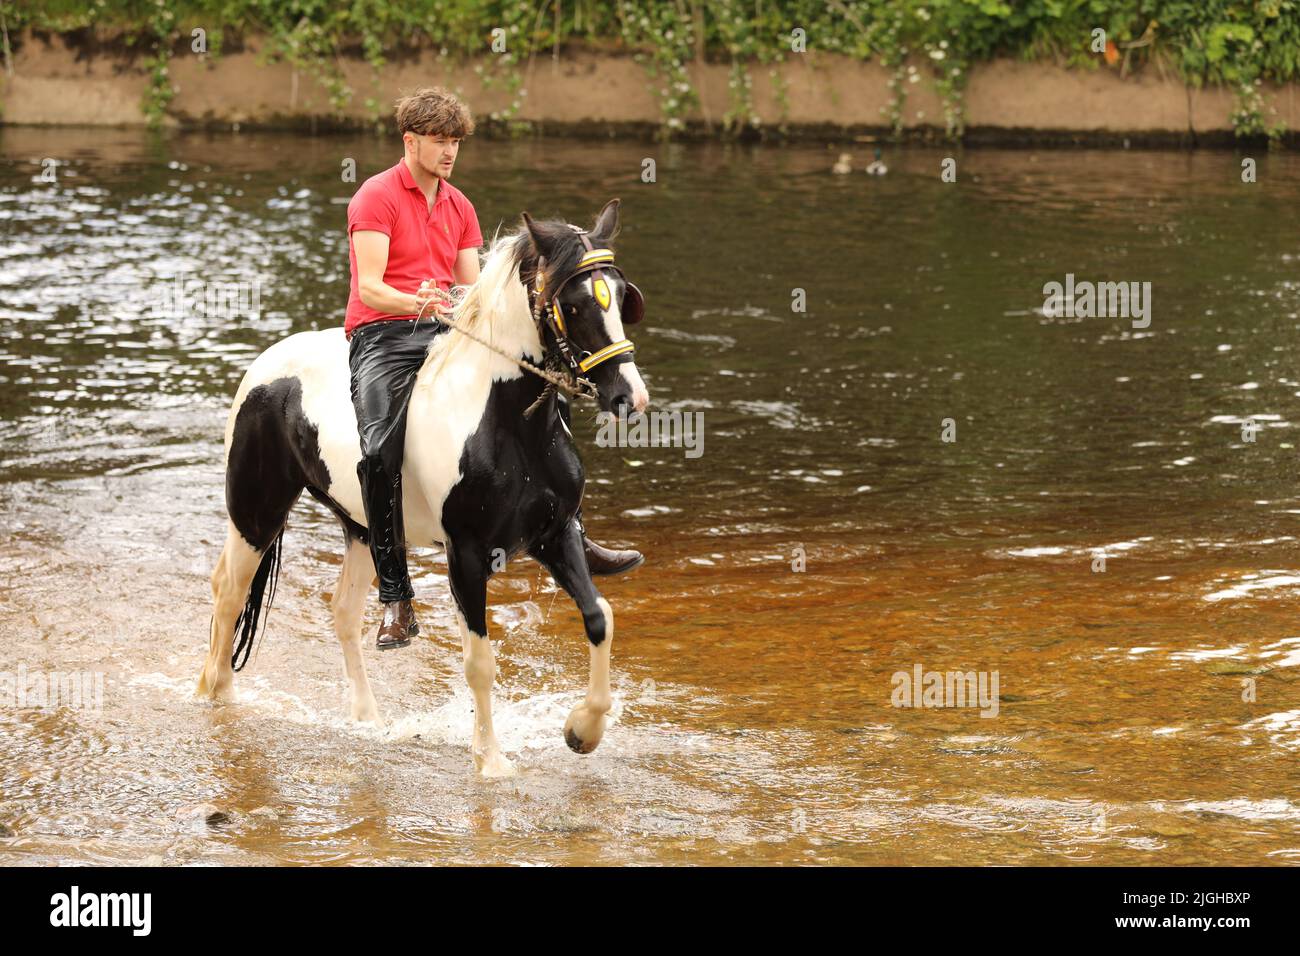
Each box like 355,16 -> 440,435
458,197 -> 483,250
348,179 -> 398,237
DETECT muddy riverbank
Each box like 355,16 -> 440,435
2,30 -> 1297,145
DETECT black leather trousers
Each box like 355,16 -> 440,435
348,318 -> 448,603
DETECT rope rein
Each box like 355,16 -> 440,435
412,281 -> 600,414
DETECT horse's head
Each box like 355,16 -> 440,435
520,199 -> 650,418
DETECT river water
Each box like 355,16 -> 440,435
2,128 -> 1299,865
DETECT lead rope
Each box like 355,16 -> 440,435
412,286 -> 598,415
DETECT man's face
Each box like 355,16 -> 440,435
410,132 -> 461,179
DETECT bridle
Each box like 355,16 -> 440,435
417,225 -> 646,417
528,227 -> 645,382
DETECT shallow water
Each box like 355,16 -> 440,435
2,128 -> 1300,865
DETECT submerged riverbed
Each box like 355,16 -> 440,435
2,128 -> 1299,865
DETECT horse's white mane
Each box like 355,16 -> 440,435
415,227 -> 537,389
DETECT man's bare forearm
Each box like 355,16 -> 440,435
359,279 -> 422,316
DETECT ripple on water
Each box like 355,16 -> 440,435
1203,571 -> 1300,603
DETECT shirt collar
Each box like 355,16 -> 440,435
396,158 -> 449,206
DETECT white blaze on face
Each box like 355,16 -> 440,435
621,362 -> 650,413
581,275 -> 649,413
581,274 -> 628,345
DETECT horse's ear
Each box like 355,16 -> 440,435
520,211 -> 549,255
591,198 -> 621,243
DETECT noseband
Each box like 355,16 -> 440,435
529,228 -> 645,378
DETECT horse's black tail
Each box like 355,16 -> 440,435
231,529 -> 285,672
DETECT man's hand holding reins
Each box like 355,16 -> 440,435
416,280 -> 453,318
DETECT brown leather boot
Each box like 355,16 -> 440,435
573,509 -> 643,576
582,536 -> 644,576
376,599 -> 420,651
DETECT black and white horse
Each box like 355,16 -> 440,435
195,199 -> 649,777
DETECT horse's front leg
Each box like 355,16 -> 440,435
532,522 -> 615,754
446,540 -> 516,778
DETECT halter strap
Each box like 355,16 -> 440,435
578,340 -> 636,372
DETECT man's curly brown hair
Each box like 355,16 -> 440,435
394,88 -> 476,139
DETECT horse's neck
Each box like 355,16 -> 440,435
484,286 -> 545,361
408,305 -> 557,462
417,282 -> 545,386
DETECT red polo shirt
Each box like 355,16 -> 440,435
344,158 -> 483,338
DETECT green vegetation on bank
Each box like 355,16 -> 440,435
4,1 -> 1296,140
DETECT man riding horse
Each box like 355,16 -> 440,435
345,87 -> 644,651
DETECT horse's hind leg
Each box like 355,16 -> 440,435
196,518 -> 264,702
531,525 -> 614,754
332,535 -> 380,723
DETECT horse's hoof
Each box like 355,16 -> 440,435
195,676 -> 235,703
477,752 -> 517,778
566,727 -> 602,755
564,706 -> 606,754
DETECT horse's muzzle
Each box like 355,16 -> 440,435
606,362 -> 649,417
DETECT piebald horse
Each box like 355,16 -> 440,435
195,199 -> 650,777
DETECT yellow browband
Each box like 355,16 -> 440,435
535,249 -> 635,372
